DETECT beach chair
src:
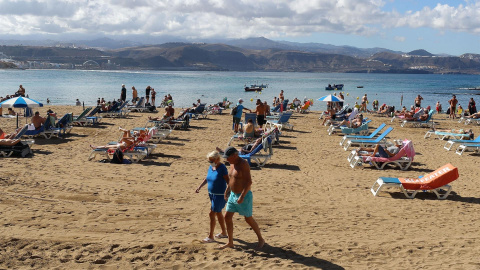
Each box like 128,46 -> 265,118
105,102 -> 128,118
23,116 -> 62,139
424,130 -> 471,140
76,106 -> 103,125
239,136 -> 273,167
464,118 -> 480,125
300,101 -> 312,114
266,111 -> 293,131
454,143 -> 480,155
72,107 -> 92,125
271,99 -> 289,113
55,113 -> 74,135
443,135 -> 480,151
343,127 -> 394,151
0,140 -> 32,158
370,163 -> 459,199
340,123 -> 386,146
328,120 -> 371,136
128,97 -> 145,112
350,140 -> 415,170
188,103 -> 207,119
400,110 -> 435,128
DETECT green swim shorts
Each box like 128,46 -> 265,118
226,190 -> 253,217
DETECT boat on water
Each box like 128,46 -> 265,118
244,83 -> 268,92
467,87 -> 480,90
325,84 -> 344,90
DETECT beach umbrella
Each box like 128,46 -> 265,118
317,94 -> 344,102
0,96 -> 44,108
0,97 -> 43,127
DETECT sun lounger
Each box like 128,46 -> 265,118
23,116 -> 62,139
454,143 -> 480,155
328,120 -> 371,136
400,110 -> 435,128
444,135 -> 480,151
239,136 -> 273,167
343,126 -> 394,151
424,130 -> 471,140
0,139 -> 32,157
349,140 -> 415,170
340,123 -> 386,146
371,163 -> 459,199
266,111 -> 293,131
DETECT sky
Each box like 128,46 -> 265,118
0,0 -> 479,55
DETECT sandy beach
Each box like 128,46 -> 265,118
1,105 -> 480,269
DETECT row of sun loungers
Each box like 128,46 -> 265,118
322,115 -> 459,199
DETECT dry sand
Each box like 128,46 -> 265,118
1,106 -> 480,269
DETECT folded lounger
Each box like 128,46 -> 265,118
371,163 -> 459,199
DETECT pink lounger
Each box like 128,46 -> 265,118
371,163 -> 459,199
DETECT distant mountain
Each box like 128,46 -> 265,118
407,49 -> 434,57
2,43 -> 480,74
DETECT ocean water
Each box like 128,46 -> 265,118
0,69 -> 479,110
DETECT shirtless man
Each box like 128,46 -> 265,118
279,90 -> 284,103
251,99 -> 266,128
449,95 -> 458,119
31,111 -> 46,129
361,94 -> 368,112
219,147 -> 265,249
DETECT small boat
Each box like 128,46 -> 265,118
325,84 -> 344,90
357,86 -> 364,88
467,87 -> 480,90
245,83 -> 267,92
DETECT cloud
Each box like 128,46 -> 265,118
0,0 -> 479,40
394,36 -> 406,42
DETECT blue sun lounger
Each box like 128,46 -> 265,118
444,135 -> 480,151
343,126 -> 394,151
340,123 -> 387,146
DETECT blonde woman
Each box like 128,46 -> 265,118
195,151 -> 229,243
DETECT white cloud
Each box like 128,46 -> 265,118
394,36 -> 405,42
0,0 -> 479,40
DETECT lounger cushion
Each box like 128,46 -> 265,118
399,163 -> 458,190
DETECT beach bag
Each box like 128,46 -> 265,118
111,148 -> 124,164
230,106 -> 238,115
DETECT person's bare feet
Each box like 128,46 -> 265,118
218,243 -> 234,249
256,238 -> 265,250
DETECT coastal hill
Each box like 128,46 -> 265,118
1,40 -> 480,74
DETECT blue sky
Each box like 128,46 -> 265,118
0,0 -> 479,55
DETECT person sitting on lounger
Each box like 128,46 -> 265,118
335,112 -> 363,128
0,127 -> 22,139
355,144 -> 401,158
31,111 -> 46,130
216,137 -> 263,155
90,128 -> 136,151
242,119 -> 255,139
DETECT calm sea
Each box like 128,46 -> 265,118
1,69 -> 479,110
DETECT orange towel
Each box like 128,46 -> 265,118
399,163 -> 459,190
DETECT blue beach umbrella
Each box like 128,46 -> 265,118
0,96 -> 43,108
317,94 -> 344,102
0,97 -> 43,127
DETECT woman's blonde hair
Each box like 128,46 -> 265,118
207,151 -> 221,160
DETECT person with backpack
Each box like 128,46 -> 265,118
231,98 -> 250,133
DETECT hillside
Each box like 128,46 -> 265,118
1,44 -> 480,74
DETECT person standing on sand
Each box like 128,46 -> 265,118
151,88 -> 156,107
145,86 -> 151,105
232,99 -> 249,133
279,90 -> 285,103
219,147 -> 265,250
195,151 -> 229,243
415,95 -> 423,108
121,84 -> 127,102
250,99 -> 266,128
361,94 -> 368,112
449,95 -> 458,119
132,86 -> 138,102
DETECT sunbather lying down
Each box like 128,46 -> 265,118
354,144 -> 400,158
89,127 -> 140,150
433,128 -> 474,138
217,137 -> 263,155
0,139 -> 21,146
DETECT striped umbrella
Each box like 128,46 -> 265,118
317,94 -> 344,102
0,96 -> 43,108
